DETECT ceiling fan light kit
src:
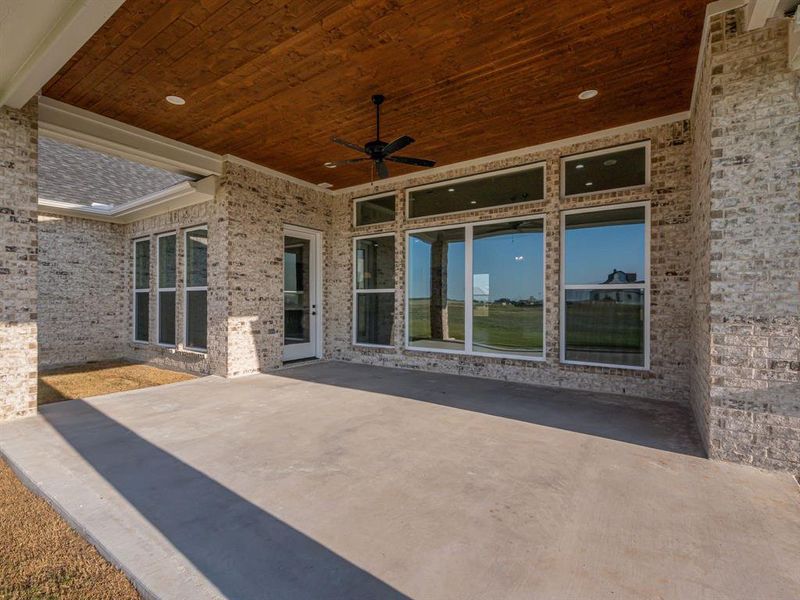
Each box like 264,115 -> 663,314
326,94 -> 436,180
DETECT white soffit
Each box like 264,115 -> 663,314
0,0 -> 125,108
38,176 -> 217,224
39,97 -> 223,177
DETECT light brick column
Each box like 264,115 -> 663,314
693,12 -> 800,474
0,99 -> 38,420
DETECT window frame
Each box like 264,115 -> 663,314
404,162 -> 546,221
559,200 -> 651,370
132,237 -> 150,344
156,231 -> 177,348
352,232 -> 396,348
353,191 -> 397,228
560,140 -> 651,199
183,224 -> 208,353
404,214 -> 547,362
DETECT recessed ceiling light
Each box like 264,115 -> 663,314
575,164 -> 584,169
603,159 -> 617,166
165,95 -> 185,105
585,182 -> 593,186
91,202 -> 112,208
448,188 -> 455,192
470,200 -> 477,205
578,89 -> 598,100
317,182 -> 333,189
323,162 -> 337,168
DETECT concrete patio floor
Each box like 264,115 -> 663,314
1,362 -> 798,600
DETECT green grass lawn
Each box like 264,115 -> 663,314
408,298 -> 643,353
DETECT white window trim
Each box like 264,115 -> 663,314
405,161 -> 546,220
352,232 -> 396,348
353,191 -> 396,228
559,200 -> 651,371
183,225 -> 208,353
404,214 -> 547,362
156,231 -> 177,348
132,237 -> 150,343
560,140 -> 651,199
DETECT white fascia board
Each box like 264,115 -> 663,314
38,176 -> 217,223
333,111 -> 689,197
39,97 -> 223,177
745,0 -> 782,30
1,0 -> 125,109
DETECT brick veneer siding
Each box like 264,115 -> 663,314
697,13 -> 800,474
217,160 -> 333,375
328,119 -> 693,403
37,214 -> 127,368
124,201 -> 212,374
0,100 -> 38,420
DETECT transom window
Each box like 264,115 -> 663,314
407,216 -> 545,359
184,226 -> 208,351
406,163 -> 545,219
354,193 -> 395,227
157,233 -> 177,346
561,141 -> 649,197
560,203 -> 649,369
353,234 -> 395,346
133,238 -> 150,342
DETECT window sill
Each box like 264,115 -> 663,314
404,345 -> 546,363
560,358 -> 649,372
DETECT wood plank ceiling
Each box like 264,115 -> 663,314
45,0 -> 710,188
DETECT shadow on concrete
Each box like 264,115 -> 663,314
41,400 -> 407,600
274,362 -> 705,458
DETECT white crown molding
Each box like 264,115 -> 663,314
39,97 -> 223,176
222,154 -> 336,195
1,0 -> 125,109
38,176 -> 217,223
332,111 -> 690,197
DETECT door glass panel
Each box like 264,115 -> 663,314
472,219 -> 544,357
284,236 -> 311,346
408,228 -> 466,350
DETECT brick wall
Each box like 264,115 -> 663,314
216,160 -> 333,375
327,119 -> 693,403
37,214 -> 127,368
123,201 -> 211,374
698,13 -> 800,474
0,100 -> 38,420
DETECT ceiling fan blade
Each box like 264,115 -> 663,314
326,158 -> 370,166
382,135 -> 414,155
332,137 -> 366,154
386,155 -> 436,167
376,160 -> 389,179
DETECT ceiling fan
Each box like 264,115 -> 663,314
326,94 -> 435,180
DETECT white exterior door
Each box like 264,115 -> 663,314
283,226 -> 321,361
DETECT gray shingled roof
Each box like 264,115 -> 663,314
38,137 -> 194,207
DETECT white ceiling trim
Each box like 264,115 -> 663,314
39,96 -> 223,177
38,176 -> 217,223
1,0 -> 125,109
745,0 -> 782,29
332,111 -> 690,197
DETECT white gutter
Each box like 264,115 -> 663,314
38,176 -> 217,224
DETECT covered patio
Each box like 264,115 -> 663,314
2,362 -> 798,600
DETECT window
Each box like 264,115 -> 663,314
561,203 -> 649,369
133,238 -> 150,342
561,141 -> 649,197
185,227 -> 208,351
407,216 -> 545,359
353,234 -> 395,346
157,233 -> 177,346
407,163 -> 545,219
354,193 -> 395,226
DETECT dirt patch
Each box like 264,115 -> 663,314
38,361 -> 196,405
0,457 -> 141,599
